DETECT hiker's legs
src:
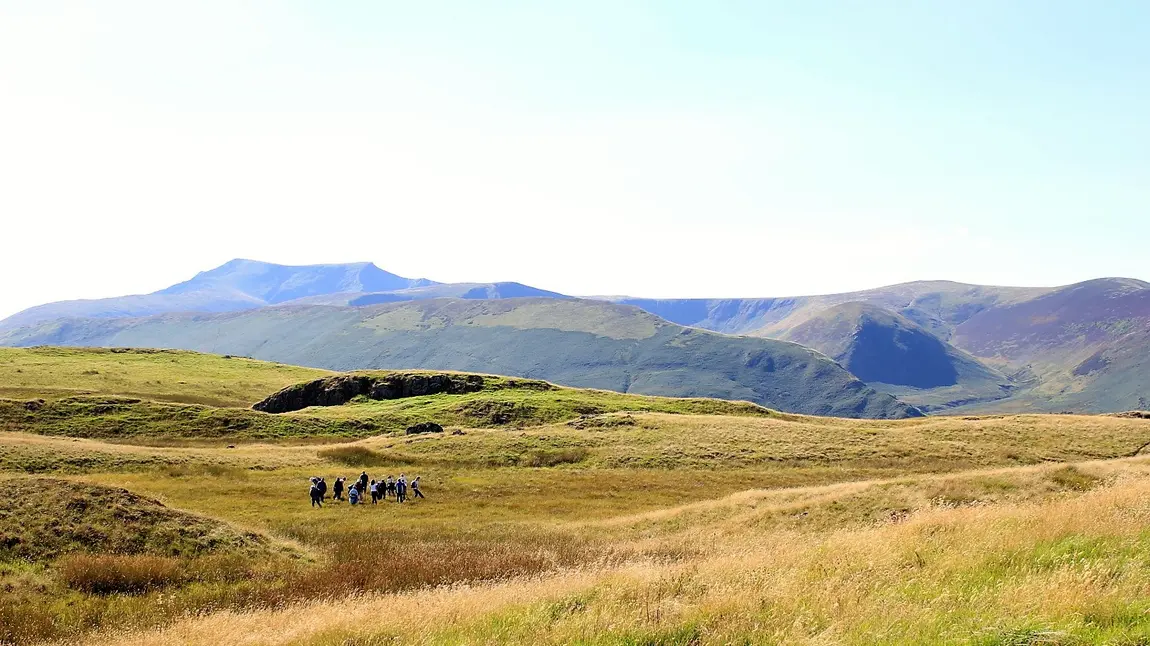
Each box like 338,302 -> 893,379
414,489 -> 424,499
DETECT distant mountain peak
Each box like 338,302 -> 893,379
0,259 -> 439,330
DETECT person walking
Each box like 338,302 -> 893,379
333,477 -> 345,501
317,477 -> 328,501
411,476 -> 425,499
370,479 -> 380,504
358,471 -> 369,497
396,474 -> 407,503
386,476 -> 396,501
309,479 -> 323,507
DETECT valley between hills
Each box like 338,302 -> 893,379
3,259 -> 1149,417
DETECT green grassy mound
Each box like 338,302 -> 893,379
1,372 -> 777,442
0,477 -> 271,563
0,395 -> 373,441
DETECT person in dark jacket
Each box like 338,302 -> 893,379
411,476 -> 425,499
396,474 -> 407,503
386,476 -> 397,501
309,480 -> 323,507
333,477 -> 345,501
358,471 -> 369,496
317,477 -> 328,501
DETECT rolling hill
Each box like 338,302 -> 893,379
4,259 -> 1149,415
0,299 -> 921,419
614,279 -> 1150,413
775,302 -> 1012,411
612,280 -> 1050,340
947,278 -> 1150,412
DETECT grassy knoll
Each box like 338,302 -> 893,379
0,346 -> 328,406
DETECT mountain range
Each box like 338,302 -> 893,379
2,259 -> 1148,417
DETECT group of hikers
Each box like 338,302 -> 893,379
308,471 -> 424,507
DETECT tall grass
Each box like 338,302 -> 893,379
88,472 -> 1150,645
58,554 -> 184,594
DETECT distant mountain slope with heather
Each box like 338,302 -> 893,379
613,281 -> 1049,340
0,298 -> 922,419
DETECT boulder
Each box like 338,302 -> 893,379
405,422 -> 444,435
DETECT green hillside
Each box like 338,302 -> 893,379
615,280 -> 1048,339
0,346 -> 329,406
0,300 -> 921,419
776,302 -> 1012,411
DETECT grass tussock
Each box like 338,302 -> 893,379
58,554 -> 184,594
519,447 -> 589,468
317,445 -> 418,467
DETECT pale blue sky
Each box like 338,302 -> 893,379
1,1 -> 1148,318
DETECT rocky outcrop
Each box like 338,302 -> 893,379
405,422 -> 444,435
253,372 -> 492,413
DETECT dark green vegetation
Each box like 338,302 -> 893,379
0,300 -> 919,419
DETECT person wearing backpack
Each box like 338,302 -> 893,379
317,477 -> 328,501
309,480 -> 323,507
348,482 -> 361,506
411,476 -> 425,499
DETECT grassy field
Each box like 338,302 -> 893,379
3,347 -> 1150,645
0,346 -> 328,406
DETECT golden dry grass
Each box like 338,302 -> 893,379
4,350 -> 1150,645
75,458 -> 1150,646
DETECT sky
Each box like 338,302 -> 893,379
2,1 -> 1149,319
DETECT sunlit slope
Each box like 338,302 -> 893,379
0,346 -> 329,406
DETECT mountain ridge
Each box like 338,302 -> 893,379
0,297 -> 922,420
3,260 -> 1148,415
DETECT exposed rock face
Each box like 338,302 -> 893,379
405,422 -> 444,435
253,373 -> 490,413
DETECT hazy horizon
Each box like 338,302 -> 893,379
3,2 -> 1148,319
